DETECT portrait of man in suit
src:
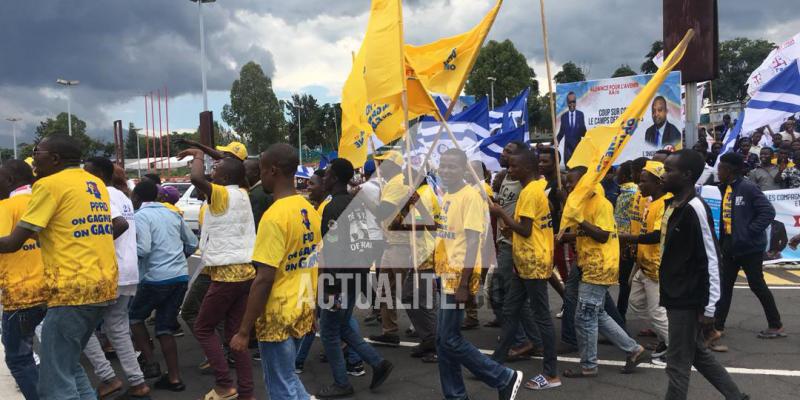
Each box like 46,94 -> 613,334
557,91 -> 587,165
644,95 -> 681,147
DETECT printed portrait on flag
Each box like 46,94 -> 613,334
555,71 -> 684,165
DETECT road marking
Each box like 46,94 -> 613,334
365,339 -> 800,377
788,270 -> 800,279
738,270 -> 797,286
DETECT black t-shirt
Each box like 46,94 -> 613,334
320,193 -> 372,295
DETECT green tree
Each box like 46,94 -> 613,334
612,64 -> 637,78
713,38 -> 775,102
465,39 -> 538,108
222,61 -> 286,152
282,94 -> 339,151
125,122 -> 143,160
554,61 -> 586,84
641,40 -> 663,74
34,113 -> 107,158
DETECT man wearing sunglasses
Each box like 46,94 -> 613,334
556,92 -> 587,166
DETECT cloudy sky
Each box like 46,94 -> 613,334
1,0 -> 797,148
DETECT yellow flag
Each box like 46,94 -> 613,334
405,0 -> 502,104
364,0 -> 405,103
561,29 -> 695,229
339,51 -> 439,168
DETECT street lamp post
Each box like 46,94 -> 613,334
56,79 -> 79,136
190,0 -> 216,112
296,104 -> 304,165
487,76 -> 496,109
132,127 -> 143,178
6,118 -> 21,159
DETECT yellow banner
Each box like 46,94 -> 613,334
364,0 -> 405,104
405,0 -> 502,105
561,29 -> 695,228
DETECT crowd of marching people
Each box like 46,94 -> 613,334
1,128 -> 791,400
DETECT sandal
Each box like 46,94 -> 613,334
622,346 -> 647,374
757,328 -> 787,339
524,374 -> 562,390
562,368 -> 597,378
201,389 -> 238,400
153,374 -> 186,392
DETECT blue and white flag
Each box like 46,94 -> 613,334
742,59 -> 800,133
470,124 -> 527,171
489,87 -> 529,134
717,111 -> 744,166
411,97 -> 490,168
295,165 -> 315,179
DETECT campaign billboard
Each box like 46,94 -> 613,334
555,71 -> 684,166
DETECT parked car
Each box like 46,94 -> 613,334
162,183 -> 202,232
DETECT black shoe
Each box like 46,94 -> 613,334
172,327 -> 185,338
153,374 -> 185,392
498,370 -> 523,400
294,364 -> 304,374
317,383 -> 355,398
141,362 -> 161,380
347,361 -> 366,377
651,341 -> 668,358
369,360 -> 394,390
410,340 -> 435,358
368,333 -> 400,347
252,351 -> 261,361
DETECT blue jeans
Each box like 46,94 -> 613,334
260,339 -> 311,400
437,295 -> 513,400
2,305 -> 46,400
320,290 -> 383,387
294,316 -> 362,368
39,304 -> 107,400
576,282 -> 639,370
562,266 -> 626,346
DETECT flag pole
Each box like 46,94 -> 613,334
403,0 -> 502,201
539,0 -> 562,190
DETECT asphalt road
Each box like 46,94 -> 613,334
87,257 -> 800,400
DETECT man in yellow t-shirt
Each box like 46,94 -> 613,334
231,144 -> 393,398
620,161 -> 671,363
560,166 -> 644,378
434,148 -> 522,400
370,150 -> 410,346
0,160 -> 47,399
0,135 -> 117,399
177,148 -> 256,400
489,148 -> 560,389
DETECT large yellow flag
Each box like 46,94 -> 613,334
560,29 -> 695,229
364,0 -> 405,103
339,48 -> 440,168
405,0 -> 502,104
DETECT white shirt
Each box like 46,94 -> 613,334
780,131 -> 798,143
109,186 -> 139,287
358,178 -> 384,241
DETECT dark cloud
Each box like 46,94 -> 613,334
0,0 -> 796,148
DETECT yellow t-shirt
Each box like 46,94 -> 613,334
252,194 -> 320,342
479,182 -> 495,200
20,168 -> 118,307
0,189 -> 47,310
205,184 -> 255,282
415,185 -> 440,269
198,203 -> 208,227
575,188 -> 619,286
512,180 -> 554,280
637,192 -> 673,282
629,190 -> 648,236
317,196 -> 331,217
381,174 -> 410,244
435,185 -> 484,295
722,186 -> 733,235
